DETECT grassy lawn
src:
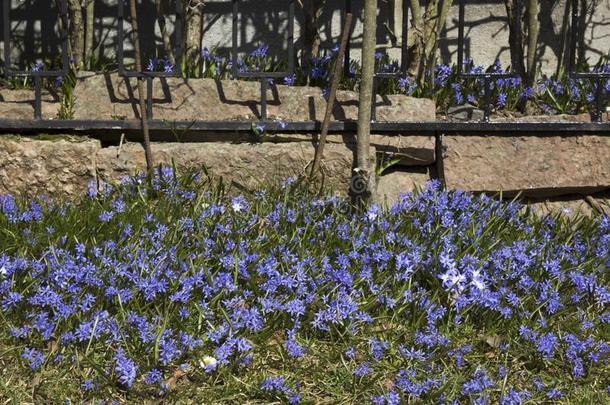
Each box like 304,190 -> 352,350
0,169 -> 608,403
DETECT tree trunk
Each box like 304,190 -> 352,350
154,0 -> 176,65
555,0 -> 571,76
85,0 -> 95,69
408,0 -> 453,83
423,0 -> 452,76
576,0 -> 587,66
504,0 -> 526,79
302,0 -> 325,79
407,0 -> 424,77
355,0 -> 377,206
185,0 -> 204,76
67,0 -> 84,69
525,0 -> 539,86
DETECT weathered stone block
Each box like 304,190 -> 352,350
441,135 -> 610,197
526,199 -> 593,217
0,89 -> 60,120
96,142 -> 367,194
376,167 -> 431,207
73,72 -> 436,122
266,133 -> 436,166
0,137 -> 100,197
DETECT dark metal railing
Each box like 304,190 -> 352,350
456,0 -> 519,123
568,0 -> 609,122
231,0 -> 295,120
0,0 -> 608,129
2,0 -> 70,119
117,0 -> 183,120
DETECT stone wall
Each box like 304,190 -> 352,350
0,135 -> 432,204
1,132 -> 608,216
0,75 -> 608,215
2,0 -> 609,74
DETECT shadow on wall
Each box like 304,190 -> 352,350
0,0 -> 609,71
438,0 -> 610,71
1,0 -> 393,68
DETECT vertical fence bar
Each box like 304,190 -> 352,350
147,76 -> 154,120
483,75 -> 491,122
569,0 -> 578,73
595,77 -> 603,123
174,0 -> 183,70
232,0 -> 238,77
59,0 -> 70,72
118,0 -> 125,75
400,1 -> 409,71
34,74 -> 41,119
344,0 -> 352,77
260,78 -> 267,120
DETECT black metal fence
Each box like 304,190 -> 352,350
0,0 -> 608,133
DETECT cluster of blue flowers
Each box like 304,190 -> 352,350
0,170 -> 608,402
198,44 -> 610,116
146,56 -> 175,73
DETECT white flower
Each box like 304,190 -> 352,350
472,278 -> 486,291
199,356 -> 218,371
232,201 -> 244,213
0,266 -> 6,277
366,205 -> 380,221
451,273 -> 466,286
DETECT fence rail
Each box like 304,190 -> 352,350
0,0 -> 608,130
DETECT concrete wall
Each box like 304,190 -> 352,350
1,0 -> 609,74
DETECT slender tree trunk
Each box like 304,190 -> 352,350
302,0 -> 325,80
185,0 -> 204,75
355,0 -> 377,205
129,0 -> 154,173
67,0 -> 84,69
555,0 -> 572,76
576,0 -> 587,66
525,0 -> 539,86
408,0 -> 453,83
505,0 -> 526,78
154,0 -> 176,65
424,0 -> 452,76
85,0 -> 95,69
408,0 -> 424,77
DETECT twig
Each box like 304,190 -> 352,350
129,0 -> 154,173
117,133 -> 125,158
585,195 -> 607,215
310,13 -> 352,178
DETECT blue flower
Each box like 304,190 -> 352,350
144,368 -> 163,384
461,368 -> 494,395
250,44 -> 269,58
497,92 -> 507,108
283,74 -> 296,86
146,58 -> 157,72
114,349 -> 138,387
353,363 -> 371,376
163,57 -> 174,73
81,379 -> 95,391
22,347 -> 46,370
